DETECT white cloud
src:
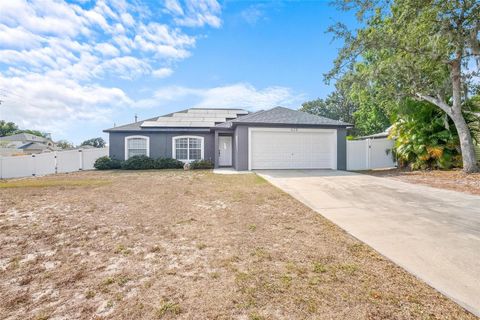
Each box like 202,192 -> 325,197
0,73 -> 132,134
0,0 -> 222,137
165,0 -> 184,16
0,25 -> 45,50
0,1 -> 197,74
0,0 -> 86,38
240,4 -> 266,26
93,56 -> 152,80
133,22 -> 195,58
152,67 -> 174,78
120,12 -> 135,27
136,83 -> 304,110
95,43 -> 120,57
165,0 -> 222,28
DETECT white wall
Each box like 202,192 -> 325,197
56,150 -> 81,173
82,148 -> 109,170
346,140 -> 368,171
33,153 -> 56,176
370,139 -> 396,169
0,148 -> 108,179
347,138 -> 396,171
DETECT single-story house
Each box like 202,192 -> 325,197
104,107 -> 351,170
0,133 -> 58,156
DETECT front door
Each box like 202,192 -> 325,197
218,136 -> 232,166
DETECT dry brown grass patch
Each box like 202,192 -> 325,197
0,177 -> 111,188
0,170 -> 475,319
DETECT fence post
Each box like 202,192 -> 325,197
346,141 -> 349,170
79,149 -> 83,171
54,151 -> 58,174
366,139 -> 371,170
31,154 -> 36,176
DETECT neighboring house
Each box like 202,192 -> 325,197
104,107 -> 350,171
0,133 -> 58,156
355,126 -> 393,140
78,145 -> 96,149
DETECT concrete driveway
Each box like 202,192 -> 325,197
257,170 -> 480,317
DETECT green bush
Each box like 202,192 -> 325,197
121,155 -> 155,170
155,158 -> 184,169
94,156 -> 122,170
190,159 -> 214,170
392,100 -> 465,170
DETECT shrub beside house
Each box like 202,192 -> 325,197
94,155 -> 214,170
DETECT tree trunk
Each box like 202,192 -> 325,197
450,109 -> 478,173
418,57 -> 479,173
450,57 -> 478,173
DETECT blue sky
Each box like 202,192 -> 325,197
0,0 -> 356,144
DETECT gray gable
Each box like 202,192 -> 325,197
232,107 -> 351,126
104,117 -> 157,132
18,142 -> 48,150
214,110 -> 266,128
0,133 -> 48,142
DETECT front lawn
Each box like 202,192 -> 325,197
0,170 -> 474,319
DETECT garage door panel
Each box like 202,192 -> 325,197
250,129 -> 336,170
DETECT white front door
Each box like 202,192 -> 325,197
218,136 -> 232,166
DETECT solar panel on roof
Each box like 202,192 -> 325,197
141,121 -> 215,127
159,117 -> 236,122
172,113 -> 245,118
140,108 -> 248,128
187,109 -> 247,114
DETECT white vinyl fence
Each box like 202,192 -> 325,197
347,138 -> 396,171
0,148 -> 108,179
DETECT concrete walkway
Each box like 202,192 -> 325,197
257,170 -> 480,317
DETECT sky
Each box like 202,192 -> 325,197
0,0 -> 357,144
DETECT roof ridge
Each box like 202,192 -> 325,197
232,109 -> 268,122
285,106 -> 351,125
189,107 -> 248,110
230,106 -> 351,126
104,116 -> 158,131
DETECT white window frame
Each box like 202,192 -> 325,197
124,135 -> 150,160
172,135 -> 204,163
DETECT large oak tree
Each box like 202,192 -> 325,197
328,0 -> 480,172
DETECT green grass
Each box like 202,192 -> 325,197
249,312 -> 265,320
85,290 -> 96,299
101,274 -> 131,289
156,301 -> 182,317
313,262 -> 328,273
0,179 -> 111,189
196,243 -> 207,250
113,244 -> 132,255
254,175 -> 267,184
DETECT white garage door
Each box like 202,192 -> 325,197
249,128 -> 337,170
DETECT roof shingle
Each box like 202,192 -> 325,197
228,107 -> 350,127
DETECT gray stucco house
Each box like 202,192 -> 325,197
104,107 -> 350,170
